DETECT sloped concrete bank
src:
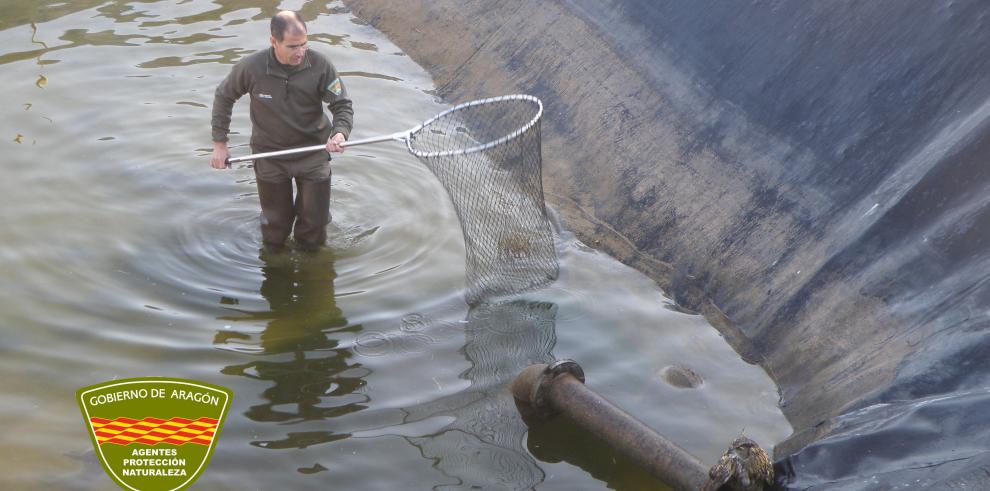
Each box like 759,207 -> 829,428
343,1 -> 990,488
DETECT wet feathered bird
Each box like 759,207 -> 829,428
701,435 -> 773,491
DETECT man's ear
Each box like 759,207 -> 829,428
269,35 -> 277,47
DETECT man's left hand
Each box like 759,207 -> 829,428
326,133 -> 346,153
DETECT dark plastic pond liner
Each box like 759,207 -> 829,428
777,388 -> 990,490
342,0 -> 990,489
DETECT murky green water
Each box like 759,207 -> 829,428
1,1 -> 790,489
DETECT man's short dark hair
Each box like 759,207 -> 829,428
271,11 -> 307,41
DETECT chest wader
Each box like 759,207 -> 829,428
256,178 -> 295,253
255,177 -> 331,253
292,177 -> 331,251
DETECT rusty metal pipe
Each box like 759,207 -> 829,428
512,361 -> 709,491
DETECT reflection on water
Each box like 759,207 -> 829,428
402,300 -> 557,489
1,1 -> 105,32
217,251 -> 367,439
527,417 -> 674,491
1,2 -> 790,490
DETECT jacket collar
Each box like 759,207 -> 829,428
266,47 -> 312,79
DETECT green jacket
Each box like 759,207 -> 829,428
211,48 -> 353,154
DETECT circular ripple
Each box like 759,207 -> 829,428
399,313 -> 430,332
353,331 -> 393,357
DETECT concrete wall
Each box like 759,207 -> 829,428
343,0 -> 990,486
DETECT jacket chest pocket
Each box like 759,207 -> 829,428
286,73 -> 323,105
254,74 -> 319,107
252,78 -> 286,104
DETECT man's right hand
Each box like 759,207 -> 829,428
210,141 -> 230,169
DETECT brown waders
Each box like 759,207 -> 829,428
293,178 -> 331,250
254,151 -> 331,253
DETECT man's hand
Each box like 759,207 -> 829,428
326,133 -> 346,153
210,141 -> 230,169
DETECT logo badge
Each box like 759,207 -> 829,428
77,378 -> 233,491
327,78 -> 342,96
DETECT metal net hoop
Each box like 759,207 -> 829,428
405,95 -> 544,157
406,95 -> 558,304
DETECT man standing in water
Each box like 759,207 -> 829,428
210,11 -> 353,253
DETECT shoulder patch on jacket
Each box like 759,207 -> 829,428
327,78 -> 342,96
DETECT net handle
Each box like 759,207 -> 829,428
225,131 -> 408,164
224,94 -> 541,164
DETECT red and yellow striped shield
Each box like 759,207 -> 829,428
90,417 -> 219,446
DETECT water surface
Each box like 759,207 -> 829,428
0,1 -> 790,489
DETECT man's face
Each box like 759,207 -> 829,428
271,29 -> 308,66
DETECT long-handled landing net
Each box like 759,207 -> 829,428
229,94 -> 559,305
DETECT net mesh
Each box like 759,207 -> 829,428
406,95 -> 558,305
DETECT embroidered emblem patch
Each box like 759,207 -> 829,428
327,78 -> 342,96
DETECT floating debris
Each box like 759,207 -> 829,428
659,364 -> 704,389
36,75 -> 48,88
702,435 -> 773,491
297,463 -> 328,475
14,134 -> 24,144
